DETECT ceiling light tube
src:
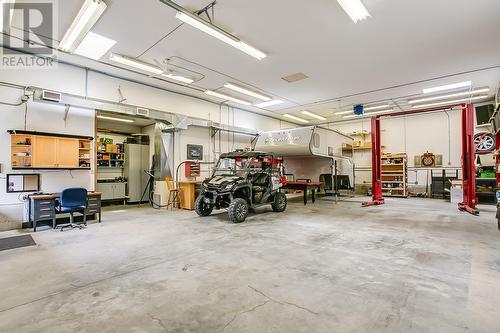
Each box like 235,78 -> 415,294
423,81 -> 472,94
337,0 -> 370,23
364,104 -> 390,111
0,0 -> 15,31
204,90 -> 252,106
59,0 -> 107,53
109,53 -> 163,75
161,73 -> 194,84
408,88 -> 489,104
343,109 -> 394,118
412,95 -> 489,109
254,100 -> 284,108
224,83 -> 271,101
301,110 -> 327,121
283,114 -> 309,123
159,1 -> 266,60
334,110 -> 353,115
97,115 -> 134,123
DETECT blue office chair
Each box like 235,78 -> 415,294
55,188 -> 88,231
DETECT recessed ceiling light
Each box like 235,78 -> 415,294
301,111 -> 327,121
412,95 -> 489,109
204,90 -> 252,106
254,100 -> 284,108
109,53 -> 163,75
284,114 -> 309,123
336,0 -> 370,23
423,81 -> 472,94
59,0 -> 107,53
161,73 -> 194,84
223,83 -> 271,101
74,32 -> 116,60
408,88 -> 489,104
97,115 -> 134,123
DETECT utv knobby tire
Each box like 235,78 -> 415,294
228,198 -> 248,223
195,196 -> 213,217
272,192 -> 287,212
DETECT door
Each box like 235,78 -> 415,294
32,136 -> 57,167
56,138 -> 79,168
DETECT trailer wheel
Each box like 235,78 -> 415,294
228,198 -> 248,223
272,192 -> 287,212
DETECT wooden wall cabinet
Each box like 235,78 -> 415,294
10,131 -> 93,170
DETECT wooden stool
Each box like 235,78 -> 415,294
165,177 -> 181,210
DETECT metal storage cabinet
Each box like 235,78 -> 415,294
124,143 -> 150,203
96,182 -> 126,201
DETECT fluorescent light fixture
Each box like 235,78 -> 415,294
301,110 -> 327,121
0,0 -> 15,32
204,90 -> 252,106
364,104 -> 390,111
334,110 -> 353,115
283,114 -> 309,123
59,0 -> 107,53
412,95 -> 489,109
343,109 -> 394,118
337,0 -> 370,23
175,11 -> 266,60
408,88 -> 489,104
223,83 -> 271,101
161,73 -> 194,84
423,81 -> 472,94
97,115 -> 134,123
254,100 -> 284,108
109,53 -> 163,75
74,32 -> 116,60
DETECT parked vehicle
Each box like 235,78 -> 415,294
195,151 -> 287,223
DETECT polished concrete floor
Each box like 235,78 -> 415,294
1,197 -> 499,333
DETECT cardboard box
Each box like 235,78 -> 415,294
106,144 -> 118,153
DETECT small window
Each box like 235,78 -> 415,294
312,133 -> 320,148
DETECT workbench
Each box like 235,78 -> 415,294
283,181 -> 322,205
28,192 -> 102,232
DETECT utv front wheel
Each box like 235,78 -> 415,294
195,196 -> 213,217
228,198 -> 248,223
272,192 -> 287,212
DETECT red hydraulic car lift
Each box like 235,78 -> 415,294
362,103 -> 479,215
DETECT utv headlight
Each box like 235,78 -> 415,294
224,184 -> 234,191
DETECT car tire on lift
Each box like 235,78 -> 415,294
194,195 -> 213,217
272,192 -> 287,212
228,198 -> 248,223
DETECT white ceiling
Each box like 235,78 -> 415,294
10,0 -> 500,123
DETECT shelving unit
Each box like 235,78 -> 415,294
381,153 -> 408,197
9,131 -> 93,169
11,134 -> 33,168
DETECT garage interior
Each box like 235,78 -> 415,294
1,0 -> 500,332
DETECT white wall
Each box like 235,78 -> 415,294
0,60 -> 292,230
0,86 -> 95,230
328,110 -> 464,191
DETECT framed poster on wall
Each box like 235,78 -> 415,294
187,144 -> 203,160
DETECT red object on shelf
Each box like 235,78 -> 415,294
185,161 -> 201,178
362,103 -> 478,215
